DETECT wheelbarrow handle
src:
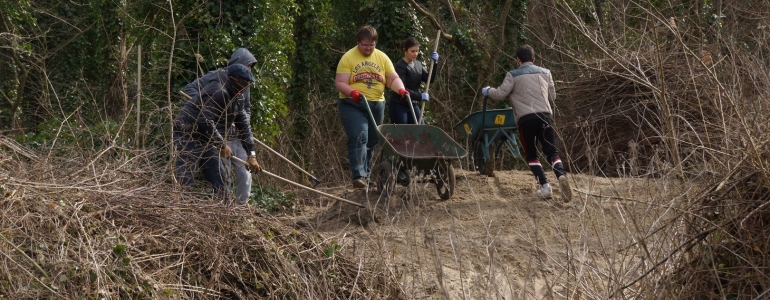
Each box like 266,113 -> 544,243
405,93 -> 419,124
230,156 -> 364,208
477,96 -> 488,143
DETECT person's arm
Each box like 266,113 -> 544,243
547,72 -> 556,103
386,72 -> 406,94
198,89 -> 227,145
487,72 -> 515,101
335,73 -> 355,97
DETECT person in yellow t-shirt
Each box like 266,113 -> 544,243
335,25 -> 409,188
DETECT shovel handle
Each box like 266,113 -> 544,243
229,156 -> 363,208
419,30 -> 442,123
252,137 -> 321,185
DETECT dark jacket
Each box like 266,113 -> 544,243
174,69 -> 256,153
183,48 -> 257,135
388,58 -> 437,104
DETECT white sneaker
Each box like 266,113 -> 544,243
558,175 -> 572,202
537,183 -> 553,199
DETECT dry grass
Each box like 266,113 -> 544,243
0,142 -> 402,299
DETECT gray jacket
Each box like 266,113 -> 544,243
487,62 -> 555,124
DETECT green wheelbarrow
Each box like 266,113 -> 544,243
453,96 -> 522,175
362,95 -> 467,200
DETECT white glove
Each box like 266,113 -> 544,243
482,86 -> 490,96
421,92 -> 429,101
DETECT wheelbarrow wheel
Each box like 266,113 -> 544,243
373,162 -> 395,197
435,162 -> 456,200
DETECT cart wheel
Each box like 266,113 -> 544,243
435,162 -> 456,200
373,162 -> 395,197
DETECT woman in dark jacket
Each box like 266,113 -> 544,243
388,37 -> 438,124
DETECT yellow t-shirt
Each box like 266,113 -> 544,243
336,47 -> 395,101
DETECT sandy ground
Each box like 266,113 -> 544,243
285,165 -> 682,299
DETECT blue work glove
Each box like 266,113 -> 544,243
430,51 -> 439,62
421,92 -> 429,101
482,86 -> 490,96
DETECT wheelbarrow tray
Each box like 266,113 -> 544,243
377,124 -> 467,169
453,108 -> 517,141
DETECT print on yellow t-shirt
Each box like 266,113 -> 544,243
337,48 -> 395,102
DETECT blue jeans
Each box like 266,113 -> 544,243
173,131 -> 226,195
338,98 -> 384,180
221,139 -> 251,204
388,100 -> 422,124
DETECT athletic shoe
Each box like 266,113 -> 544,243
537,183 -> 553,199
558,175 -> 572,202
352,177 -> 367,189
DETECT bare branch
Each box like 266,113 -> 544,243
406,0 -> 453,40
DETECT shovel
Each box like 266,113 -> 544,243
229,156 -> 364,208
206,121 -> 363,208
182,91 -> 322,186
418,30 -> 442,124
252,137 -> 321,186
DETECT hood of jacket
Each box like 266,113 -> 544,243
229,48 -> 257,68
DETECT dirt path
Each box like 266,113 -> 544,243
290,167 -> 680,299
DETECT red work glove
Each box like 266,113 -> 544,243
350,90 -> 362,103
398,88 -> 410,103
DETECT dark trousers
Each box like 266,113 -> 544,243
388,100 -> 422,124
173,131 -> 226,194
518,115 -> 566,185
338,98 -> 384,180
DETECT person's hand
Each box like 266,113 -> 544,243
398,88 -> 410,103
219,145 -> 233,158
421,92 -> 429,102
350,90 -> 362,103
246,156 -> 262,173
430,51 -> 439,62
482,86 -> 491,97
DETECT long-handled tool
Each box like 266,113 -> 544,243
206,121 -> 362,208
251,137 -> 321,186
180,92 -> 322,186
229,156 -> 364,208
418,30 -> 442,124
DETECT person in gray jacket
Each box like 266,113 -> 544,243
482,45 -> 572,201
182,48 -> 257,205
174,64 -> 262,203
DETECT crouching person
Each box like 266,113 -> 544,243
173,64 -> 262,204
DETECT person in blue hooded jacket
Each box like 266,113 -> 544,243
181,48 -> 258,205
174,64 -> 262,203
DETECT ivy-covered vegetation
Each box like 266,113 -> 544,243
3,0 -> 770,297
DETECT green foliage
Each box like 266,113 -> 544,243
16,118 -> 123,151
112,244 -> 127,257
323,241 -> 341,257
250,185 -> 296,213
287,0 -> 333,159
366,0 -> 424,60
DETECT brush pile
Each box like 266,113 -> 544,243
0,139 -> 402,299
